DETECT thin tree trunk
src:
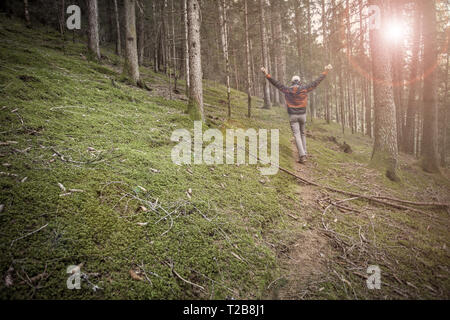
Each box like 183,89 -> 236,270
87,0 -> 101,60
244,0 -> 252,118
269,13 -> 279,105
440,52 -> 449,166
171,0 -> 177,93
250,39 -> 257,97
421,0 -> 439,173
369,0 -> 399,181
259,0 -> 271,109
153,1 -> 159,72
307,0 -> 315,120
113,0 -> 121,56
123,0 -> 140,86
365,76 -> 372,137
404,2 -> 421,154
187,0 -> 204,121
294,3 -> 303,77
321,0 -> 330,123
54,0 -> 64,36
272,0 -> 285,106
24,0 -> 31,28
137,0 -> 145,66
183,0 -> 190,95
218,0 -> 231,118
165,2 -> 172,100
391,1 -> 405,151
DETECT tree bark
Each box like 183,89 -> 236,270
87,0 -> 101,60
23,0 -> 31,28
123,0 -> 141,86
403,2 -> 421,154
187,0 -> 204,121
440,51 -> 449,166
294,2 -> 303,77
259,0 -> 271,109
421,0 -> 439,173
268,10 -> 279,105
244,0 -> 252,118
113,0 -> 121,56
365,77 -> 372,137
218,0 -> 231,118
307,0 -> 315,119
391,1 -> 405,151
321,0 -> 330,123
137,0 -> 145,66
170,0 -> 178,93
272,0 -> 286,106
369,0 -> 399,181
183,0 -> 190,95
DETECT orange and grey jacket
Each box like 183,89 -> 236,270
266,70 -> 328,115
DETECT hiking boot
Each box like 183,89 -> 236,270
298,156 -> 307,164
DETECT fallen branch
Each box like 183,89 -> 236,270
372,196 -> 449,208
165,261 -> 205,292
240,144 -> 449,211
277,166 -> 443,215
11,223 -> 48,247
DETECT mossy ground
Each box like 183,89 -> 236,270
0,16 -> 449,300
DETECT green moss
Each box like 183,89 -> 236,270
0,14 -> 448,300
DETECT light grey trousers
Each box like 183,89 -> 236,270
289,113 -> 307,157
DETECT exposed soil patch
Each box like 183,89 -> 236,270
269,137 -> 333,299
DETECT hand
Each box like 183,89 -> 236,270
325,64 -> 333,70
260,67 -> 268,75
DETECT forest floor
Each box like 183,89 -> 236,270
0,16 -> 449,300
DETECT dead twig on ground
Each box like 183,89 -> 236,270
11,223 -> 48,247
164,261 -> 205,292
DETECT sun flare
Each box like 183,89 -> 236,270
384,20 -> 406,42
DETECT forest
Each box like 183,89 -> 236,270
0,0 -> 449,302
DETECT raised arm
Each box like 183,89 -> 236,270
261,67 -> 289,94
304,64 -> 333,92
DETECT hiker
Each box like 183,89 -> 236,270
261,64 -> 333,164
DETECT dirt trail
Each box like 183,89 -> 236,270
269,138 -> 333,299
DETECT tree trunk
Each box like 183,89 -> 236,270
294,3 -> 303,77
272,0 -> 286,106
183,0 -> 190,95
244,0 -> 252,118
268,12 -> 279,105
171,0 -> 178,93
137,0 -> 145,66
421,0 -> 439,173
187,0 -> 204,121
123,0 -> 140,86
54,0 -> 64,36
307,0 -> 315,119
113,0 -> 121,56
391,1 -> 405,151
250,39 -> 257,96
403,2 -> 421,154
369,0 -> 399,181
87,0 -> 101,60
440,52 -> 449,166
153,1 -> 159,72
321,0 -> 330,123
218,0 -> 231,118
23,0 -> 31,28
365,77 -> 372,137
259,0 -> 271,109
